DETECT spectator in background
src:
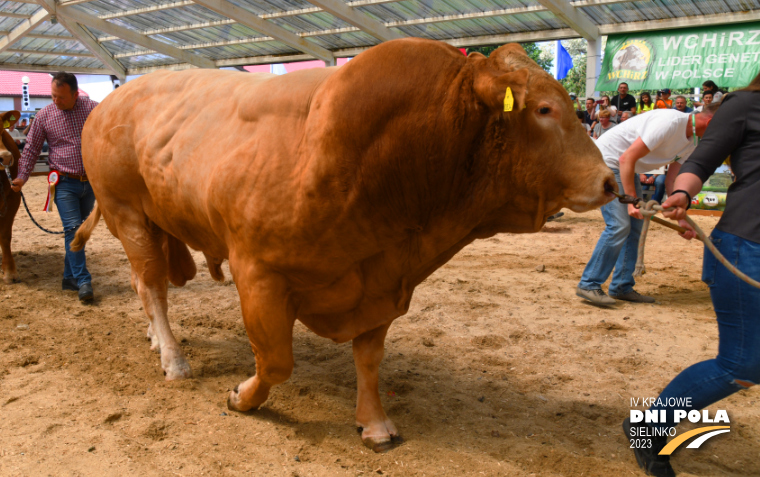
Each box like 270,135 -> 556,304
674,95 -> 693,113
655,89 -> 673,109
637,92 -> 655,114
593,110 -> 616,139
18,119 -> 27,130
7,121 -> 25,151
611,82 -> 637,123
584,97 -> 597,128
702,80 -> 724,103
695,92 -> 713,112
576,110 -> 592,136
620,111 -> 632,122
600,95 -> 611,112
640,170 -> 667,203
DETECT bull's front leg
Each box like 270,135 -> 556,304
227,262 -> 295,412
0,218 -> 18,283
353,323 -> 401,452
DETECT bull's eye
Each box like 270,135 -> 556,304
539,107 -> 551,115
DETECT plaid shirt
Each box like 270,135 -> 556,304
17,96 -> 99,182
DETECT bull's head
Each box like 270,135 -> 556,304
467,45 -> 617,233
0,110 -> 22,218
0,110 -> 20,170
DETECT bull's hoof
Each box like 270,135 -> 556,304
360,432 -> 404,453
227,388 -> 259,414
162,358 -> 192,381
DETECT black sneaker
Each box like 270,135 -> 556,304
78,282 -> 94,302
62,278 -> 78,291
622,418 -> 675,477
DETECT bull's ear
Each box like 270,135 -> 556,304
473,68 -> 529,113
1,110 -> 20,129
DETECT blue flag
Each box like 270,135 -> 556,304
554,41 -> 574,80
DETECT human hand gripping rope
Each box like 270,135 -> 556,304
611,191 -> 760,289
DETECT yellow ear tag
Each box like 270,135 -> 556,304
3,121 -> 8,128
503,87 -> 514,112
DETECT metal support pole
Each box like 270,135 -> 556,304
585,38 -> 602,99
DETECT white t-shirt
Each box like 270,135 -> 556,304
596,109 -> 696,173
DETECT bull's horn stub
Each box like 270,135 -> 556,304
503,87 -> 513,112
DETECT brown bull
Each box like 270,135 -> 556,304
0,110 -> 22,284
72,39 -> 616,451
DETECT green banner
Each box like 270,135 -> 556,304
596,22 -> 760,91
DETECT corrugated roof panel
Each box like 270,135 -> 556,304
14,37 -> 88,53
116,52 -> 186,68
29,21 -> 73,37
0,0 -> 756,72
0,16 -> 22,31
268,12 -> 352,34
306,31 -> 379,49
360,0 -> 541,23
188,41 -> 295,59
154,24 -> 268,45
108,5 -> 231,34
0,51 -> 103,69
0,2 -> 42,17
233,0 -> 320,16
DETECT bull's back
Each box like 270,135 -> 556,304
82,67 -> 335,254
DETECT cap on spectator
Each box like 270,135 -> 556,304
661,88 -> 671,94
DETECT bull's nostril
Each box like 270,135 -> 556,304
604,178 -> 618,194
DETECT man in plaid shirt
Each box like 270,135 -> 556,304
11,72 -> 99,301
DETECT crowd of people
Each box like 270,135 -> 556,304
576,80 -> 725,139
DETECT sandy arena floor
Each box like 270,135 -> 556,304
1,176 -> 757,476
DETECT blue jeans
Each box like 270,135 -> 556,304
578,169 -> 643,295
650,229 -> 760,429
643,174 -> 667,203
54,176 -> 95,286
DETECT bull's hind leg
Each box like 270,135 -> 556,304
353,324 -> 401,452
119,222 -> 191,380
227,261 -> 295,412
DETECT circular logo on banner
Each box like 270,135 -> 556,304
611,40 -> 653,82
703,194 -> 720,208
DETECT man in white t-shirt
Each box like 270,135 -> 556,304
576,105 -> 720,305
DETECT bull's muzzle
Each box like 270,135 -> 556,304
0,152 -> 13,170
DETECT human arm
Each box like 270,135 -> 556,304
10,116 -> 45,192
22,117 -> 33,136
618,137 -> 651,219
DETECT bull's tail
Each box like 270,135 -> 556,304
70,203 -> 101,252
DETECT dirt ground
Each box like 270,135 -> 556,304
1,176 -> 758,477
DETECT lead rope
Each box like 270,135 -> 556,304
635,199 -> 760,289
3,167 -> 64,234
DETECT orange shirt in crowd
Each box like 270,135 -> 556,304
655,98 -> 673,109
